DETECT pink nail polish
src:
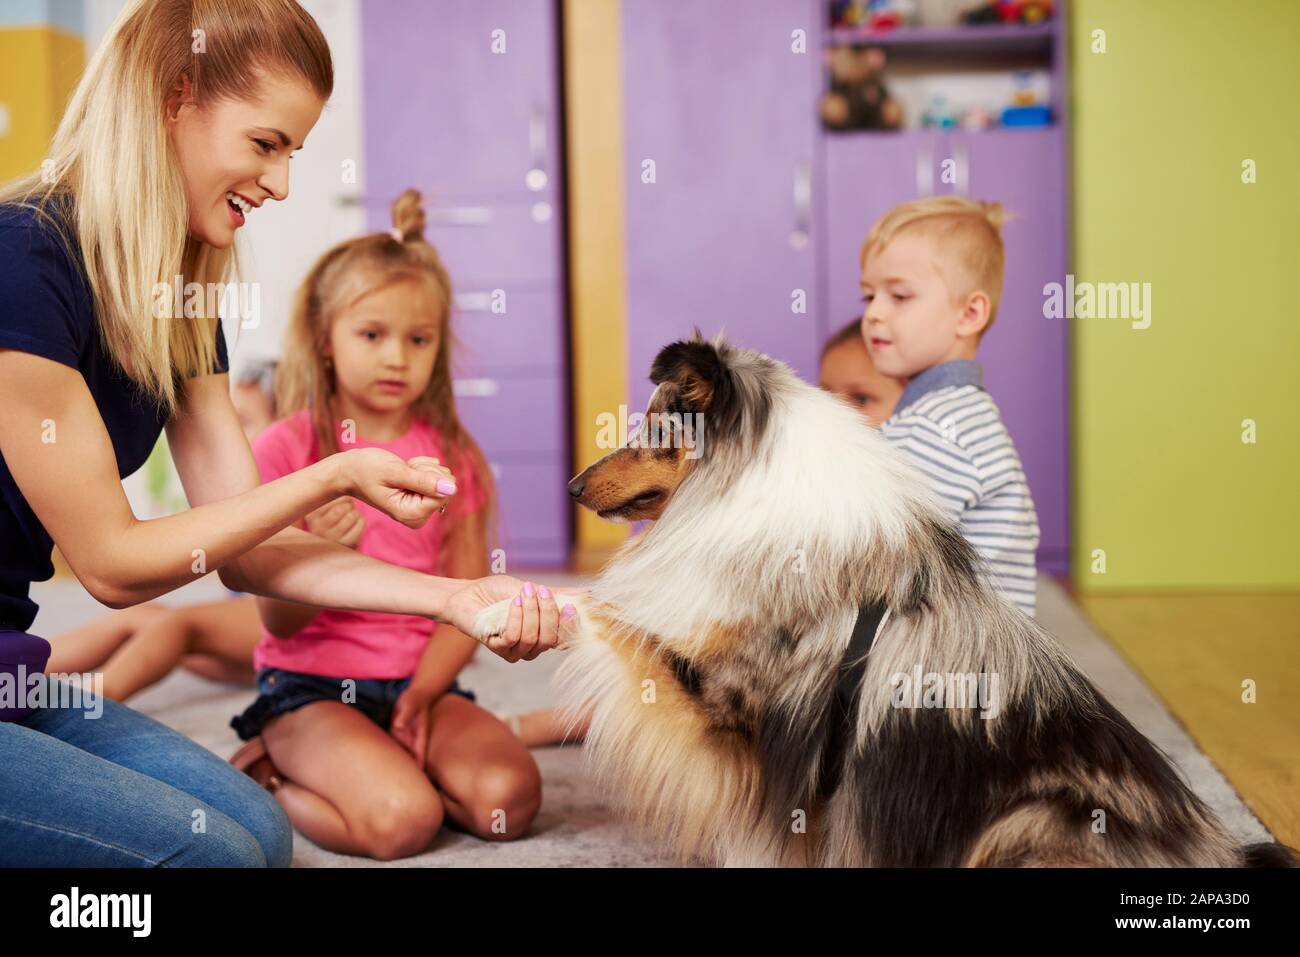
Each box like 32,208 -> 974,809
523,582 -> 535,597
436,479 -> 457,495
538,585 -> 552,599
561,604 -> 576,619
513,594 -> 522,606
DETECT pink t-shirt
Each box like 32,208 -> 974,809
251,409 -> 488,679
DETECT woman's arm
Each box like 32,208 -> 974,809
256,497 -> 364,638
407,504 -> 491,698
167,368 -> 571,660
0,350 -> 440,606
0,351 -> 569,658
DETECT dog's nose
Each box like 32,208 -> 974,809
568,476 -> 585,499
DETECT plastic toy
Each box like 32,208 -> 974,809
960,0 -> 1054,25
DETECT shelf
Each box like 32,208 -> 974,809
823,125 -> 1058,138
826,23 -> 1057,57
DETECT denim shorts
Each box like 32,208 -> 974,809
230,667 -> 476,741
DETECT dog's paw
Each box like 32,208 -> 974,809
472,598 -> 515,642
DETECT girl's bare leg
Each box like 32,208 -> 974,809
45,604 -> 170,677
423,694 -> 542,840
94,598 -> 260,701
511,702 -> 593,748
261,701 -> 444,860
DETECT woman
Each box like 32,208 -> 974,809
0,0 -> 574,867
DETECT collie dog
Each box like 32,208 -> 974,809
476,335 -> 1291,867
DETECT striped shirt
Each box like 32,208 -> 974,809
881,360 -> 1040,618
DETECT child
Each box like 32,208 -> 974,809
230,189 -> 541,860
859,196 -> 1040,618
819,317 -> 904,427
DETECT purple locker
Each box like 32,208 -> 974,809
360,0 -> 560,204
361,0 -> 570,566
823,131 -> 946,325
414,202 -> 561,287
449,285 -> 562,376
453,372 -> 565,458
956,128 -> 1069,573
621,0 -> 824,410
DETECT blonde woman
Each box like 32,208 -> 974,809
0,0 -> 575,868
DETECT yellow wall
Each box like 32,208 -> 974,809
563,0 -> 630,551
1071,0 -> 1300,590
0,26 -> 84,182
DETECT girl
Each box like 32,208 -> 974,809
229,190 -> 542,860
0,0 -> 572,868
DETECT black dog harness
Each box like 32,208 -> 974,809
817,601 -> 890,799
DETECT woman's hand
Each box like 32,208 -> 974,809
389,685 -> 434,764
333,447 -> 456,528
444,576 -> 577,662
303,497 -> 366,548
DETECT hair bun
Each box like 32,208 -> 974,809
391,189 -> 426,242
978,200 -> 1010,232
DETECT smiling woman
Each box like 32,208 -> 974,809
0,0 -> 575,870
168,70 -> 324,248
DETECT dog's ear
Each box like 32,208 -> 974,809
650,338 -> 730,413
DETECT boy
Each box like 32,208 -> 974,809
859,197 -> 1040,617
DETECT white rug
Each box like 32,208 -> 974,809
29,574 -> 1272,866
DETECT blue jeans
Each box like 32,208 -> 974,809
0,676 -> 293,867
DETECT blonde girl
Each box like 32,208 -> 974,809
0,0 -> 573,868
229,190 -> 544,859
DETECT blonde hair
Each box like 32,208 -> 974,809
860,196 -> 1009,332
0,0 -> 332,414
277,189 -> 498,548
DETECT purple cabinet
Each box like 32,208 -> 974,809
957,128 -> 1069,573
362,1 -> 569,567
620,5 -> 1070,574
621,0 -> 824,411
822,128 -> 1069,573
823,131 -> 945,324
361,0 -> 560,204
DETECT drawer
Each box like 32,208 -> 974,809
448,286 -> 564,375
453,371 -> 565,458
483,456 -> 571,566
363,200 -> 561,286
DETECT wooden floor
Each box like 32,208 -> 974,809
1074,590 -> 1300,849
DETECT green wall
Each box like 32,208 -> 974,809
1071,0 -> 1300,590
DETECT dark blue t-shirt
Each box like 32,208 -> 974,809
0,202 -> 229,632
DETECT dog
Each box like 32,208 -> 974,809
475,334 -> 1294,867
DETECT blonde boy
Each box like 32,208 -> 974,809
860,197 -> 1040,617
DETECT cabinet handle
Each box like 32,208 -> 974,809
453,378 -> 500,398
335,195 -> 492,226
789,159 -> 811,250
916,140 -> 934,197
426,206 -> 493,226
526,102 -> 548,192
454,292 -> 495,312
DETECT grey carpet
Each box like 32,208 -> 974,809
28,573 -> 1271,866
